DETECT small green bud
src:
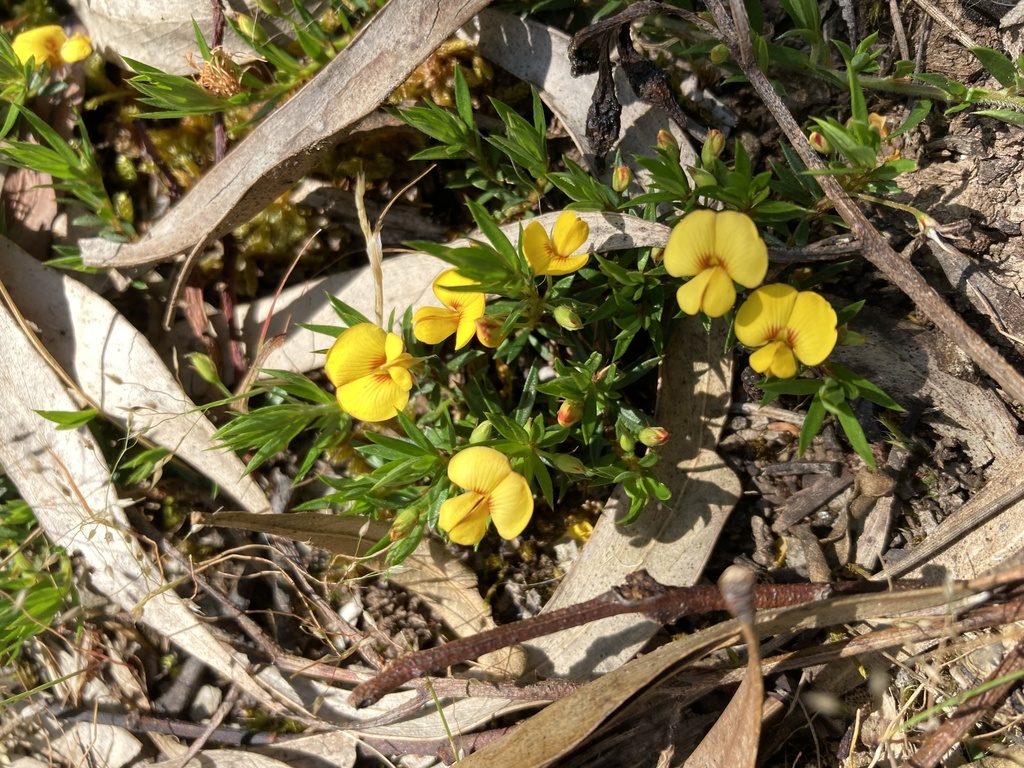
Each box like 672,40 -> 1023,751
470,420 -> 493,444
657,129 -> 679,160
619,430 -> 636,453
688,167 -> 717,188
611,164 -> 632,193
553,454 -> 587,474
638,426 -> 670,447
701,129 -> 725,167
553,305 -> 584,331
236,14 -> 269,45
809,131 -> 832,154
557,400 -> 583,427
187,352 -> 224,387
709,44 -> 730,64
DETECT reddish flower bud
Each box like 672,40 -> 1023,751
657,129 -> 679,160
701,129 -> 725,167
474,315 -> 507,348
809,131 -> 832,154
557,400 -> 583,427
638,426 -> 670,447
611,164 -> 633,192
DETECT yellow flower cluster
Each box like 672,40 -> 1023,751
12,26 -> 92,68
664,209 -> 837,378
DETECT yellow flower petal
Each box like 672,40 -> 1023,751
551,211 -> 589,257
413,306 -> 460,345
714,210 -> 768,288
664,209 -> 718,278
663,210 -> 768,290
749,341 -> 798,378
438,493 -> 490,546
448,446 -> 511,494
59,33 -> 92,63
523,221 -> 552,274
786,291 -> 837,366
538,252 -> 589,276
487,472 -> 534,540
454,311 -> 481,349
12,25 -> 66,67
735,284 -> 799,348
336,373 -> 409,422
701,266 -> 741,317
389,364 -> 413,391
384,332 -> 406,363
675,266 -> 736,317
324,323 -> 387,388
432,269 -> 481,307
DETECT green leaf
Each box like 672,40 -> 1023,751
969,46 -> 1018,89
35,408 -> 99,430
889,99 -> 932,139
833,400 -> 876,469
973,108 -> 1024,127
326,294 -> 371,328
797,395 -> 827,457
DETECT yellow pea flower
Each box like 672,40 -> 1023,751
734,284 -> 838,379
663,210 -> 768,318
324,323 -> 416,422
412,269 -> 486,350
523,211 -> 590,276
12,26 -> 92,68
438,446 -> 534,545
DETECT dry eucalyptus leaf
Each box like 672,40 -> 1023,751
79,0 -> 493,269
457,9 -> 697,173
0,288 -> 281,709
67,0 -> 328,75
0,237 -> 271,515
149,752 -> 294,768
455,573 -> 1016,768
251,731 -> 358,768
524,315 -> 740,678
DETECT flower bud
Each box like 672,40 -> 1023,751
650,246 -> 664,264
809,131 -> 832,154
253,0 -> 282,14
701,129 -> 725,167
474,315 -> 507,348
709,43 -> 730,64
552,305 -> 584,331
611,164 -> 633,192
553,454 -> 587,474
557,400 -> 583,427
236,14 -> 269,44
470,420 -> 493,444
656,129 -> 679,160
688,167 -> 717,189
390,507 -> 420,541
638,426 -> 670,447
619,430 -> 636,453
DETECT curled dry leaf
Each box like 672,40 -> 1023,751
0,263 -> 282,709
0,237 -> 271,515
